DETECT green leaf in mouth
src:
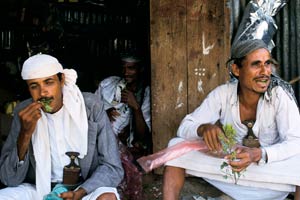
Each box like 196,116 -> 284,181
39,98 -> 53,113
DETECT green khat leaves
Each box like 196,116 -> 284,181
218,124 -> 244,184
39,98 -> 53,113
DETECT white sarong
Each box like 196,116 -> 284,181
165,138 -> 300,193
0,183 -> 120,200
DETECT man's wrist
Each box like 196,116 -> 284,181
197,124 -> 205,137
74,187 -> 87,199
133,104 -> 140,111
258,147 -> 267,165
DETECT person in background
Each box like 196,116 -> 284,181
162,39 -> 300,200
95,53 -> 151,199
95,53 -> 151,158
0,54 -> 124,200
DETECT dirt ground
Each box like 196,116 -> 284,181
142,173 -> 223,200
141,173 -> 295,200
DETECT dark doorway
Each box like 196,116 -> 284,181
0,0 -> 150,106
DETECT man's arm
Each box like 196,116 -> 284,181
17,102 -> 42,160
78,95 -> 124,194
176,85 -> 224,140
0,100 -> 38,186
264,87 -> 300,163
121,88 -> 150,144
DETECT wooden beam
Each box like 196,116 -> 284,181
150,0 -> 188,154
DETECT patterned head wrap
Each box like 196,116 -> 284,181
230,39 -> 269,60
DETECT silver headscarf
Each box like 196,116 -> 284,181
230,39 -> 269,59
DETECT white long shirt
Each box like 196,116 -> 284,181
46,107 -> 73,183
177,80 -> 300,163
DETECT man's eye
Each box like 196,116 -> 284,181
265,61 -> 272,66
29,85 -> 38,90
252,61 -> 261,68
46,81 -> 54,85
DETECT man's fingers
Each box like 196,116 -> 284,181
231,165 -> 245,172
111,110 -> 121,117
19,102 -> 42,116
19,103 -> 43,133
211,131 -> 221,151
23,108 -> 41,124
229,153 -> 251,172
59,191 -> 75,200
203,133 -> 213,150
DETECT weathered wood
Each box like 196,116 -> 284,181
187,0 -> 230,112
150,0 -> 231,164
150,0 -> 188,154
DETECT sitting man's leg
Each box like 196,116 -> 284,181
295,186 -> 300,200
163,166 -> 186,200
83,187 -> 120,200
0,183 -> 37,200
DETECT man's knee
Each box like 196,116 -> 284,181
163,166 -> 186,188
96,192 -> 117,200
164,165 -> 186,176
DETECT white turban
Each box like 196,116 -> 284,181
21,54 -> 63,80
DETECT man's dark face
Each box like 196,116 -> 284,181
232,48 -> 272,95
122,62 -> 140,84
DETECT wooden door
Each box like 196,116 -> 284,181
150,0 -> 230,157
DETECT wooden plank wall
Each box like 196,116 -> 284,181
151,0 -> 230,156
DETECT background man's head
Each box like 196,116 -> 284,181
121,54 -> 143,85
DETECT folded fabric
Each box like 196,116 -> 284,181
166,138 -> 300,192
137,139 -> 209,173
43,184 -> 68,200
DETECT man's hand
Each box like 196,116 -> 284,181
106,107 -> 120,122
198,124 -> 223,152
121,89 -> 139,110
17,102 -> 43,160
226,146 -> 261,172
59,188 -> 87,200
19,102 -> 43,135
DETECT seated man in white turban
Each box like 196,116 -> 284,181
0,54 -> 124,200
162,39 -> 300,200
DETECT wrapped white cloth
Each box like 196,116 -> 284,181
95,76 -> 130,135
166,138 -> 300,193
0,183 -> 120,200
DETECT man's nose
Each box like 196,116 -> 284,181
123,69 -> 130,76
40,86 -> 48,96
260,63 -> 271,74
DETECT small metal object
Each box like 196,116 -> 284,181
63,152 -> 81,186
242,120 -> 260,148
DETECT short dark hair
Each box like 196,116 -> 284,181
57,72 -> 63,81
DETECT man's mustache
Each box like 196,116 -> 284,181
254,75 -> 270,80
124,75 -> 134,79
38,97 -> 53,102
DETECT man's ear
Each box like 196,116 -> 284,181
231,63 -> 240,77
61,73 -> 65,86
